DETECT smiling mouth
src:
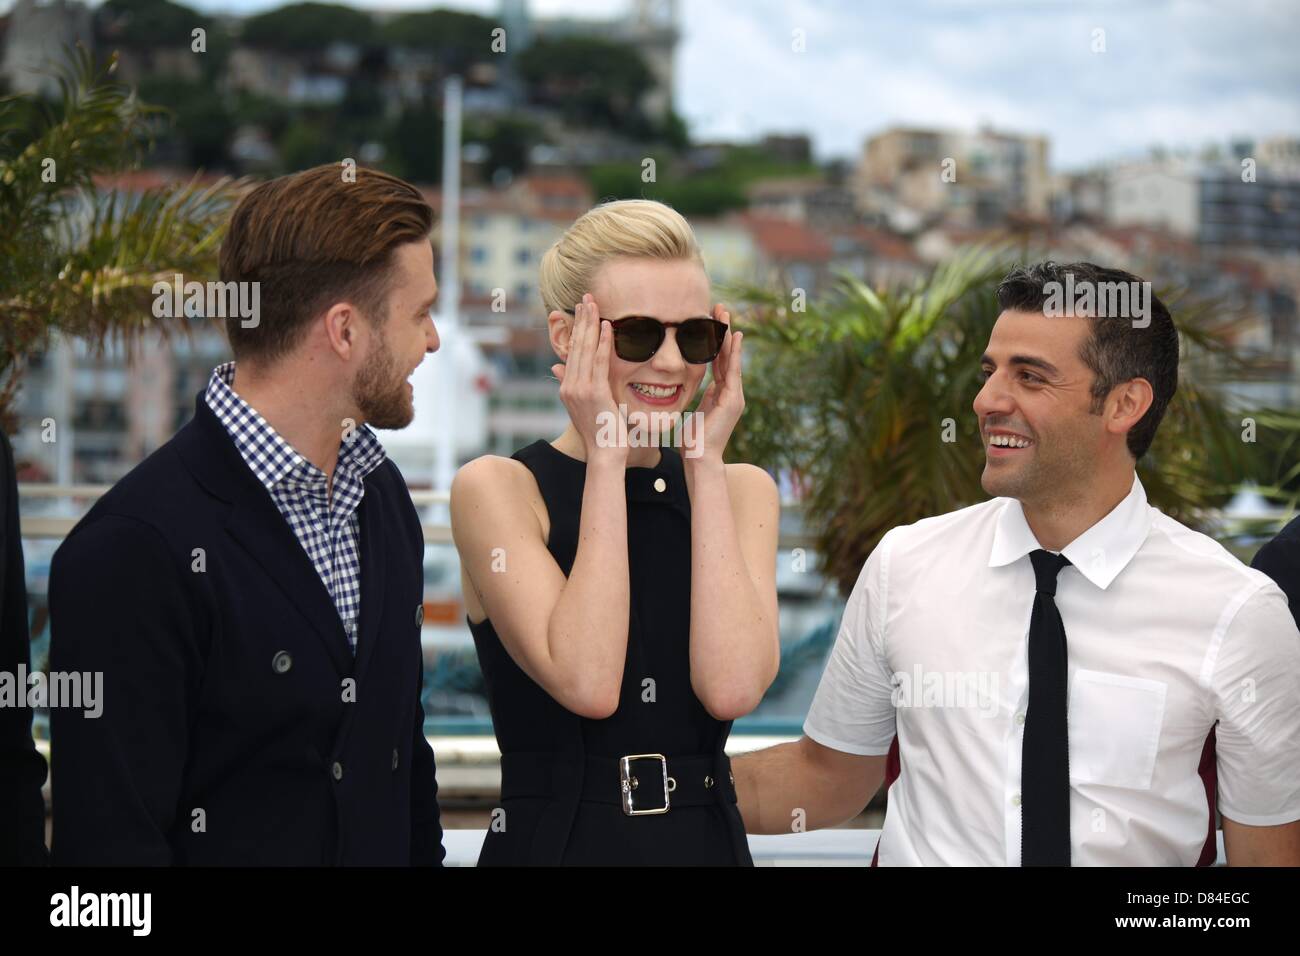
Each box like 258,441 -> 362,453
986,432 -> 1035,454
628,383 -> 682,403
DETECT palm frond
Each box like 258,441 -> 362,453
0,46 -> 247,427
729,246 -> 1299,596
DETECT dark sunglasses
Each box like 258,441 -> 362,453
563,310 -> 729,364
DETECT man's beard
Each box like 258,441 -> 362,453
981,431 -> 1093,505
353,327 -> 414,430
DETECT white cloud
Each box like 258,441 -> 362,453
41,0 -> 1300,170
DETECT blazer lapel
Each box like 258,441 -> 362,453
179,397 -> 354,676
223,491 -> 354,677
352,475 -> 387,688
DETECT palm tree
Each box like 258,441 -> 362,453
0,46 -> 245,429
725,246 -> 1299,597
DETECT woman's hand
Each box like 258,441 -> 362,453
551,293 -> 627,462
688,304 -> 744,465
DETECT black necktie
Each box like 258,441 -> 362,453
1022,549 -> 1072,866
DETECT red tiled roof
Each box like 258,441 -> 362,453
521,173 -> 590,199
1215,256 -> 1271,290
831,225 -> 920,262
739,214 -> 834,262
1091,224 -> 1201,259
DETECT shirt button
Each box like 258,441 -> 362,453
653,477 -> 666,493
392,748 -> 400,771
332,761 -> 344,781
1015,711 -> 1025,725
415,604 -> 425,627
271,651 -> 292,674
1012,793 -> 1021,807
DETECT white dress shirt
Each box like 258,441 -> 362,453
803,475 -> 1300,865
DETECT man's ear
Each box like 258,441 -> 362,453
547,309 -> 573,362
1106,377 -> 1155,444
323,302 -> 360,359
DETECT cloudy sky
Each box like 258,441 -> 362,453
16,0 -> 1300,170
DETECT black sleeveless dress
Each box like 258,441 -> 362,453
469,439 -> 754,866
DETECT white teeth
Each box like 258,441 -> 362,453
991,435 -> 1032,448
631,383 -> 677,398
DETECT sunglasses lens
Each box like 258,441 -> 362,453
613,318 -> 662,362
678,320 -> 726,364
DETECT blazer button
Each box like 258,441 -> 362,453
392,748 -> 400,771
332,761 -> 344,781
272,651 -> 292,674
415,604 -> 425,627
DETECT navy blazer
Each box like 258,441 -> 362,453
1253,514 -> 1300,631
49,395 -> 445,865
1,431 -> 50,865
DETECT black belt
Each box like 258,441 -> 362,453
500,751 -> 738,815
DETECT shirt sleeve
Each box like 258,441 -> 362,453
1212,581 -> 1300,826
802,530 -> 898,756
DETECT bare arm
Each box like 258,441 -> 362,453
1222,816 -> 1300,865
732,735 -> 886,834
682,316 -> 780,719
450,298 -> 631,719
685,459 -> 781,720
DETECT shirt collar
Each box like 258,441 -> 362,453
987,474 -> 1152,590
204,362 -> 387,493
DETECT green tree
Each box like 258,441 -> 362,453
384,97 -> 442,184
726,247 -> 1300,596
136,75 -> 235,169
0,48 -> 243,427
98,0 -> 233,82
588,162 -> 747,217
240,3 -> 376,51
516,36 -> 654,136
380,9 -> 499,70
467,113 -> 544,178
276,118 -> 336,171
98,0 -> 211,48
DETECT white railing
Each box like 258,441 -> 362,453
17,484 -> 820,549
19,484 -> 455,543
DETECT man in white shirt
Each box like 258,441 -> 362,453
732,261 -> 1300,865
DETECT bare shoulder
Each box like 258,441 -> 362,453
451,454 -> 548,539
724,462 -> 779,509
452,453 -> 532,499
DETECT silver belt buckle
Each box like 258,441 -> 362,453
619,753 -> 676,816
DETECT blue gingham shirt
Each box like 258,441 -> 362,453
204,362 -> 387,655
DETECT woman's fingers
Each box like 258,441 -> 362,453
593,318 -> 612,395
567,297 -> 591,385
731,330 -> 744,392
583,297 -> 601,384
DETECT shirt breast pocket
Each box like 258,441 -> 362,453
1068,669 -> 1167,791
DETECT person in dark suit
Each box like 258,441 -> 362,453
1253,514 -> 1300,630
48,164 -> 446,865
1,430 -> 50,865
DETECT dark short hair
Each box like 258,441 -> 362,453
995,260 -> 1179,460
219,164 -> 434,364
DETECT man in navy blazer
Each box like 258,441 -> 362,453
1,430 -> 50,865
49,164 -> 446,865
1253,515 -> 1299,630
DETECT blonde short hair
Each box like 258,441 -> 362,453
539,199 -> 705,316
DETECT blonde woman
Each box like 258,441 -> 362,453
450,199 -> 780,865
